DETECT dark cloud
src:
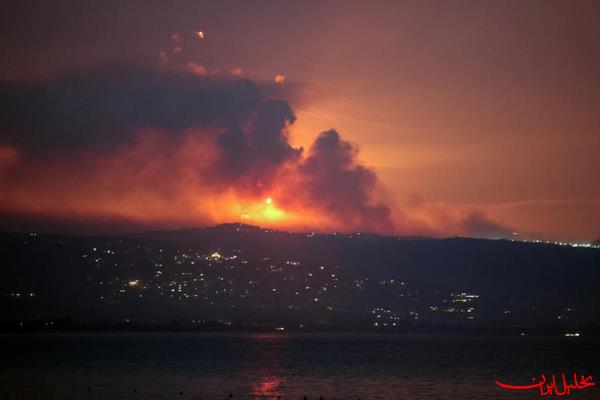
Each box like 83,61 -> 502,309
297,130 -> 393,232
0,65 -> 301,186
0,65 -> 395,233
0,64 -> 508,237
216,99 -> 301,185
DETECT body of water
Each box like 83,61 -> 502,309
1,333 -> 598,399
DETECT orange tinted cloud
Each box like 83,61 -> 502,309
0,66 -> 511,237
0,127 -> 508,237
0,129 -> 380,234
187,61 -> 207,76
229,67 -> 243,77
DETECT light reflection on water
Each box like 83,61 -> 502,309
0,333 -> 599,400
252,376 -> 282,398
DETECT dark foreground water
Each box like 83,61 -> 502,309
1,333 -> 599,400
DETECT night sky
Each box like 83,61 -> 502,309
0,0 -> 599,241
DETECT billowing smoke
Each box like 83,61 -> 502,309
0,65 -> 301,190
0,65 -> 509,237
294,130 -> 393,232
0,65 -> 394,233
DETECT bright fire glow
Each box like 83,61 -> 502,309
240,197 -> 287,224
0,129 -> 490,237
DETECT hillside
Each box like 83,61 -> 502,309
1,224 -> 599,333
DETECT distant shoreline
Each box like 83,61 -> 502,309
1,324 -> 597,338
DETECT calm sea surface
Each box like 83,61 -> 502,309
1,333 -> 598,400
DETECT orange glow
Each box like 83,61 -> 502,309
0,127 -> 508,237
187,62 -> 207,76
0,129 -> 365,234
1,2 -> 599,241
252,377 -> 282,397
237,197 -> 287,224
229,67 -> 243,76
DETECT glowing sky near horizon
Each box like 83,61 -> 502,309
0,0 -> 599,241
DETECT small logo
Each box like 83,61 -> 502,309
496,373 -> 595,397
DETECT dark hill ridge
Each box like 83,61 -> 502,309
1,224 -> 599,333
132,224 -> 599,291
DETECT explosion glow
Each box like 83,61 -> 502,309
239,197 -> 287,224
1,2 -> 598,242
0,67 -> 516,238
